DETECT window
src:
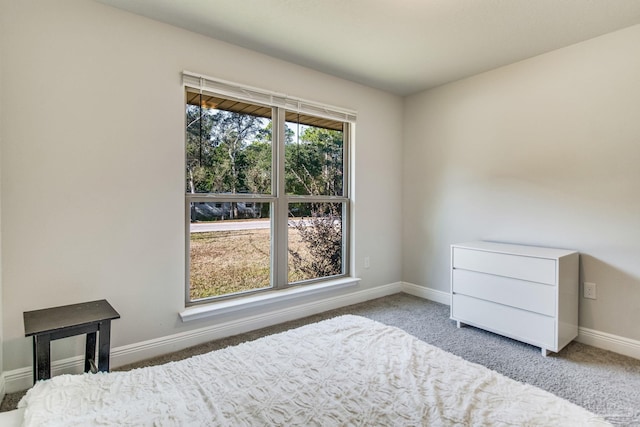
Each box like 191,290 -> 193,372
184,72 -> 355,304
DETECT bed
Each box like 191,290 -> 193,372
6,315 -> 609,426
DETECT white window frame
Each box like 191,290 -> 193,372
183,71 -> 356,306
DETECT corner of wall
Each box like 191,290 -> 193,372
402,282 -> 451,305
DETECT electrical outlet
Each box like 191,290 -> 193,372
584,282 -> 597,299
364,257 -> 370,269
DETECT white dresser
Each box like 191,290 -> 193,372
450,241 -> 579,356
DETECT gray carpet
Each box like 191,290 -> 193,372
2,293 -> 639,425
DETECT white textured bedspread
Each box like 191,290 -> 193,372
19,315 -> 609,426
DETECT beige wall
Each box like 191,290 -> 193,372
403,24 -> 640,341
0,0 -> 403,373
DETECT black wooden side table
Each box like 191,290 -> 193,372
23,299 -> 120,384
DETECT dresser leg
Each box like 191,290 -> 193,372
541,348 -> 550,357
456,321 -> 465,328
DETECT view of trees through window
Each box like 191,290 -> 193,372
186,92 -> 348,302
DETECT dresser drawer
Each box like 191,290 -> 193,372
452,269 -> 556,316
453,247 -> 556,285
452,294 -> 555,349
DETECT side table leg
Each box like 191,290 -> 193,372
85,332 -> 97,373
97,321 -> 112,372
32,336 -> 36,384
34,334 -> 51,383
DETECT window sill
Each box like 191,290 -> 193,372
179,277 -> 361,322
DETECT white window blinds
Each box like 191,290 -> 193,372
182,71 -> 357,124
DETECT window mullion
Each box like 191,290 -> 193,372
343,123 -> 352,276
273,107 -> 289,289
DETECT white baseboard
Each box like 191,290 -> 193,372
4,354 -> 88,394
577,326 -> 640,360
402,282 -> 451,305
5,282 -> 403,393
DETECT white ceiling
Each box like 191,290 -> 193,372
96,0 -> 640,95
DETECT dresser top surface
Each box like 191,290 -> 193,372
452,241 -> 578,259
